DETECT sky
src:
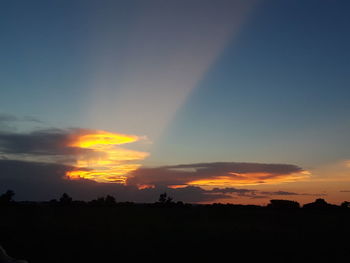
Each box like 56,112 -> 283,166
0,0 -> 350,205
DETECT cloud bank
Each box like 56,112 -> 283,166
0,159 -> 312,203
0,127 -> 312,203
127,162 -> 308,188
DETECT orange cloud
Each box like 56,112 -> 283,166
128,162 -> 309,189
65,130 -> 149,183
188,172 -> 309,187
68,130 -> 139,148
0,128 -> 149,183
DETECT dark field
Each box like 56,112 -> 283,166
1,202 -> 350,262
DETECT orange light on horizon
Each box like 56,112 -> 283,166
137,184 -> 156,190
345,160 -> 350,168
65,130 -> 149,183
168,185 -> 188,189
188,171 -> 310,187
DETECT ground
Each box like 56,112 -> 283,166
1,203 -> 349,262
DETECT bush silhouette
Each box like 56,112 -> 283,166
105,195 -> 116,206
0,190 -> 15,205
303,198 -> 337,209
158,192 -> 174,206
267,199 -> 300,209
341,201 -> 350,208
59,193 -> 72,205
89,195 -> 116,206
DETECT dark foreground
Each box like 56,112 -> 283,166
1,203 -> 350,262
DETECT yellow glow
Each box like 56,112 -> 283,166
69,130 -> 138,148
66,130 -> 148,183
188,172 -> 310,187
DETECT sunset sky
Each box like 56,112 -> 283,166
1,0 -> 349,205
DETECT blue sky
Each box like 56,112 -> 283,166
1,0 -> 349,203
150,0 -> 350,167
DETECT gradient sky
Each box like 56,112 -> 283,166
1,0 -> 349,205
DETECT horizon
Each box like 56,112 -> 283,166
1,189 -> 346,207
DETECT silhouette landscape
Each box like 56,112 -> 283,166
1,189 -> 350,262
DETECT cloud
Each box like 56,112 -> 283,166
0,113 -> 42,123
0,127 -> 310,203
210,187 -> 255,195
0,159 -> 313,203
127,162 -> 308,188
0,128 -> 149,183
0,159 -> 231,202
22,116 -> 43,123
249,195 -> 270,199
0,113 -> 21,132
260,191 -> 300,196
260,191 -> 326,198
0,129 -> 76,156
0,113 -> 18,122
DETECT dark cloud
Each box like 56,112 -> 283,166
0,128 -> 97,158
0,113 -> 18,122
0,114 -> 18,132
0,129 -> 70,155
22,116 -> 43,123
0,159 -> 231,202
127,162 -> 305,187
260,191 -> 300,196
170,162 -> 303,174
0,159 -> 315,203
249,195 -> 270,199
0,114 -> 46,139
210,187 -> 255,195
260,191 -> 327,197
152,186 -> 230,203
0,113 -> 42,123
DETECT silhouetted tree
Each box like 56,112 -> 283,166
105,195 -> 116,206
315,198 -> 327,205
0,190 -> 15,205
303,198 -> 337,209
49,199 -> 58,205
89,195 -> 116,206
267,199 -> 300,209
166,196 -> 173,204
158,192 -> 167,203
341,201 -> 350,208
158,192 -> 174,206
96,197 -> 106,205
59,193 -> 72,205
176,201 -> 184,206
89,197 -> 104,206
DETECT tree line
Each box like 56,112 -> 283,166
1,189 -> 349,209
